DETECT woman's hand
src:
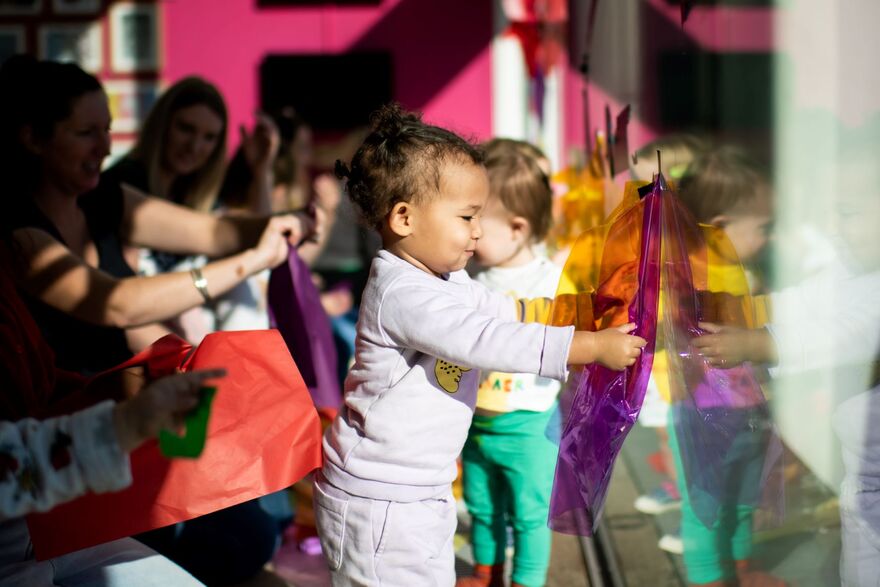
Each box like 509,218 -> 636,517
252,212 -> 316,269
240,112 -> 280,174
112,369 -> 226,453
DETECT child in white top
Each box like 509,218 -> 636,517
458,138 -> 567,587
315,104 -> 645,587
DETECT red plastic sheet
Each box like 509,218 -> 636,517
27,330 -> 323,560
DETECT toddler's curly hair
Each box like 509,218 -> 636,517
335,103 -> 483,229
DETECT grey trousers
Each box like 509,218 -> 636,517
314,475 -> 457,587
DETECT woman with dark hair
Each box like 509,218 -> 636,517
0,56 -> 311,375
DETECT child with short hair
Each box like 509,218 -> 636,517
315,104 -> 646,586
456,139 -> 564,587
671,146 -> 781,587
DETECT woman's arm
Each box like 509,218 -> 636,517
125,323 -> 177,354
12,223 -> 295,328
121,184 -> 310,257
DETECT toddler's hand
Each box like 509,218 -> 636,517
692,322 -> 776,368
593,323 -> 647,370
112,369 -> 226,453
568,323 -> 647,370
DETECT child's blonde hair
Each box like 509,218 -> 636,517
482,139 -> 553,242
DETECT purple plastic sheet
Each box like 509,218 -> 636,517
548,176 -> 783,535
268,246 -> 342,410
548,178 -> 663,535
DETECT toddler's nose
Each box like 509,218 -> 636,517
471,219 -> 483,240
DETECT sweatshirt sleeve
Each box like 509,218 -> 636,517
376,278 -> 573,380
463,275 -> 519,321
0,400 -> 131,520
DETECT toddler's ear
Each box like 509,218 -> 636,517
388,201 -> 414,237
708,214 -> 731,229
511,216 -> 532,241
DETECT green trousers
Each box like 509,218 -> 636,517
462,407 -> 557,587
668,408 -> 763,585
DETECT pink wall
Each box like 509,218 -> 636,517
161,0 -> 494,151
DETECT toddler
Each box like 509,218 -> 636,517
314,104 -> 646,586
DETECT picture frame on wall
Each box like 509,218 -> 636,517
104,79 -> 160,133
0,0 -> 42,15
39,22 -> 102,73
52,0 -> 102,15
110,2 -> 160,73
0,26 -> 25,64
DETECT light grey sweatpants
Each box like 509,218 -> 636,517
314,474 -> 457,587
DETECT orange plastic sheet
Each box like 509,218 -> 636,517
548,135 -> 608,255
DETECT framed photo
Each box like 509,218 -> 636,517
110,2 -> 160,73
39,22 -> 102,73
0,26 -> 25,65
0,0 -> 42,15
52,0 -> 101,15
104,79 -> 160,133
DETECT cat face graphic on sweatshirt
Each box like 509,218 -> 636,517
434,359 -> 471,393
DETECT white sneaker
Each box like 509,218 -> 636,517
634,485 -> 682,515
658,529 -> 683,555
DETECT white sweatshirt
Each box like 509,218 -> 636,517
472,256 -> 563,413
322,250 -> 574,501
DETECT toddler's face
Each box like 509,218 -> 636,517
473,196 -> 529,268
719,194 -> 774,263
403,162 -> 490,276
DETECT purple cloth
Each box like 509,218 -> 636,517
268,247 -> 342,409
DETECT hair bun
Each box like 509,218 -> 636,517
370,102 -> 422,143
